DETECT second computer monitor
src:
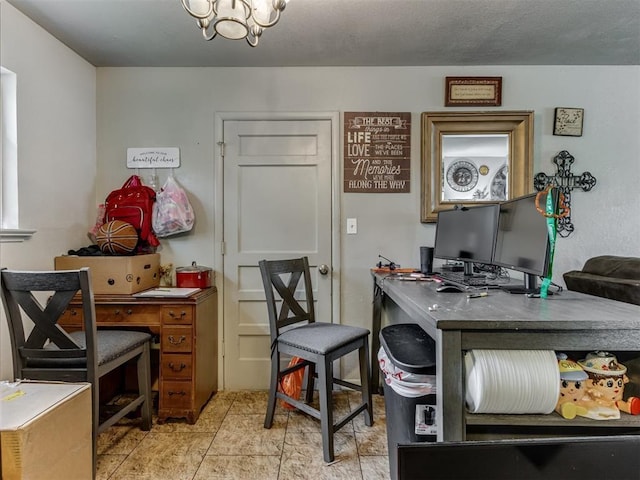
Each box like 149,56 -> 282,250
433,204 -> 500,275
493,191 -> 557,293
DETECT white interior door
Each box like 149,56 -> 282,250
222,118 -> 334,389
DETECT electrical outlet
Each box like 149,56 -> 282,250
347,218 -> 357,234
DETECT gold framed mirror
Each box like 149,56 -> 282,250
420,111 -> 534,223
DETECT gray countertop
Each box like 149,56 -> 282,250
377,275 -> 640,331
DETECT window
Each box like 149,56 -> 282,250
1,66 -> 34,242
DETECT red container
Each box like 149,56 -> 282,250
175,262 -> 213,288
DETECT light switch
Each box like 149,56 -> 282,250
347,218 -> 357,235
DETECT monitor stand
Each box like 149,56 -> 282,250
463,262 -> 474,277
500,273 -> 552,295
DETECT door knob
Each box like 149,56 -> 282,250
318,264 -> 330,275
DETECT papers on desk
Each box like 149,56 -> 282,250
133,287 -> 201,298
384,272 -> 434,281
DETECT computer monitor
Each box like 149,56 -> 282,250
493,191 -> 558,294
433,204 -> 500,276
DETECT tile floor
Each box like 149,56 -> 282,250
96,390 -> 390,480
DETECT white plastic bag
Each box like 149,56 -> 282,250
152,175 -> 195,237
378,347 -> 436,397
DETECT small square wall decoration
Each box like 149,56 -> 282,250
553,107 -> 584,136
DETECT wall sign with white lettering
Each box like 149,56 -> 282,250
127,147 -> 181,168
344,112 -> 411,193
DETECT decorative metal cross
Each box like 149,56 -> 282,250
534,150 -> 597,237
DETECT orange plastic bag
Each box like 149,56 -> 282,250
279,356 -> 306,410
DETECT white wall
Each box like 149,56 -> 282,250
95,66 -> 640,277
96,66 -> 639,380
0,2 -> 96,379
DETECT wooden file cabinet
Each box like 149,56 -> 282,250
60,288 -> 217,424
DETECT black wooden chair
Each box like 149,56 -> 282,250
0,267 -> 152,478
259,257 -> 373,462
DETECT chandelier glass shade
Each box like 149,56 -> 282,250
181,0 -> 288,46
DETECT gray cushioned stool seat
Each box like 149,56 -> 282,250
279,323 -> 369,355
69,330 -> 152,364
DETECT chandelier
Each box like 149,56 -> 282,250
180,0 -> 288,47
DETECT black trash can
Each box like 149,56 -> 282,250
379,323 -> 437,480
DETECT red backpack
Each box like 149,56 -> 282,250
104,175 -> 160,252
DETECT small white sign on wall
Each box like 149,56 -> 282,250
127,147 -> 180,168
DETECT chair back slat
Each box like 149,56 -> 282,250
12,289 -> 80,350
19,368 -> 89,383
1,268 -> 83,291
270,270 -> 307,320
259,257 -> 316,343
20,348 -> 87,359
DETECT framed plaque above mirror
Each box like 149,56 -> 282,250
420,111 -> 534,223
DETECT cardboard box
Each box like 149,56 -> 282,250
55,253 -> 160,294
0,381 -> 92,480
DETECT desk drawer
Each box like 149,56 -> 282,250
161,306 -> 193,325
161,354 -> 192,380
95,304 -> 160,326
161,380 -> 192,409
162,326 -> 193,353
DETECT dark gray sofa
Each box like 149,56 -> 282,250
563,255 -> 640,306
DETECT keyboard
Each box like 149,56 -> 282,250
435,271 -> 499,288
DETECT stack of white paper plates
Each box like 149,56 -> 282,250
464,349 -> 560,414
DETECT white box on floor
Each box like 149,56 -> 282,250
0,381 -> 92,480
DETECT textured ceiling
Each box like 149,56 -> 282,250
6,0 -> 640,67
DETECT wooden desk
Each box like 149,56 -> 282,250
60,288 -> 217,424
372,273 -> 640,442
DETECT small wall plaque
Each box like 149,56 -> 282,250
127,147 -> 180,168
553,108 -> 584,137
445,77 -> 502,107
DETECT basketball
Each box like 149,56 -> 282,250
96,220 -> 139,254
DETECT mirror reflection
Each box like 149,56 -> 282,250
441,134 -> 509,202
